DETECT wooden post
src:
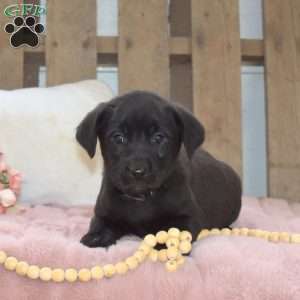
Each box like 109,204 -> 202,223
118,0 -> 170,98
0,0 -> 23,89
264,0 -> 300,201
46,0 -> 97,86
191,0 -> 242,175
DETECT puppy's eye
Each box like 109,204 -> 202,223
151,133 -> 165,144
112,133 -> 127,145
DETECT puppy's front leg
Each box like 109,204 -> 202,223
80,215 -> 122,248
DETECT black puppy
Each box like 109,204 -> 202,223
76,91 -> 241,248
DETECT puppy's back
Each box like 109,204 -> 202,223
186,149 -> 242,228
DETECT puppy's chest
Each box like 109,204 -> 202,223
110,199 -> 163,224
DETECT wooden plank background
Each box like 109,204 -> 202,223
264,0 -> 300,201
191,0 -> 242,175
118,0 -> 170,98
0,0 -> 23,90
46,0 -> 97,86
0,0 -> 300,201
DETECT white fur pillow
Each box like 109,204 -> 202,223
0,80 -> 113,205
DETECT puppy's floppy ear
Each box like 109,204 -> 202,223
76,102 -> 110,158
172,104 -> 205,159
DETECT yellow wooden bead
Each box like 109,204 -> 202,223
27,265 -> 40,279
254,229 -> 265,238
180,231 -> 193,242
0,251 -> 7,264
149,249 -> 159,262
4,256 -> 18,271
197,229 -> 210,240
253,229 -> 263,238
168,228 -> 180,238
231,228 -> 240,236
39,267 -> 52,282
103,264 -> 116,277
134,250 -> 146,263
248,229 -> 257,237
291,234 -> 300,243
210,228 -> 221,235
166,237 -> 179,248
65,268 -> 78,282
165,260 -> 178,272
125,257 -> 139,270
52,268 -> 65,282
115,262 -> 128,275
179,240 -> 192,254
138,243 -> 151,255
221,228 -> 232,236
158,249 -> 168,262
240,228 -> 249,236
156,231 -> 169,244
269,232 -> 279,242
78,268 -> 91,282
16,261 -> 29,276
279,232 -> 290,243
91,266 -> 104,280
261,231 -> 270,240
167,247 -> 179,260
144,234 -> 157,247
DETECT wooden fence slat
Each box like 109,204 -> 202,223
118,0 -> 170,98
264,0 -> 300,201
191,0 -> 242,175
23,0 -> 41,87
0,0 -> 23,89
46,0 -> 97,86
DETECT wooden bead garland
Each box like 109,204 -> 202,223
1,227 -> 300,282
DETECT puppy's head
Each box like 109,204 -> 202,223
76,91 -> 205,197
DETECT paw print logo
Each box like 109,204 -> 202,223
4,16 -> 44,48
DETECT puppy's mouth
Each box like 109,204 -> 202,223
121,189 -> 156,202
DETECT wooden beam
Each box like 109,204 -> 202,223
241,39 -> 264,61
46,0 -> 97,86
25,37 -> 265,62
118,0 -> 170,97
169,37 -> 191,56
97,36 -> 118,54
264,0 -> 300,201
191,0 -> 242,175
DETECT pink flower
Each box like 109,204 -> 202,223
0,189 -> 17,207
8,170 -> 22,195
0,153 -> 22,206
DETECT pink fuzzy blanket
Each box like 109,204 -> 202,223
1,196 -> 300,300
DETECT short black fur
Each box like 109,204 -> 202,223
76,91 -> 242,247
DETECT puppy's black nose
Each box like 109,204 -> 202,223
127,162 -> 148,178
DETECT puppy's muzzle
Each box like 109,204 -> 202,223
126,160 -> 151,179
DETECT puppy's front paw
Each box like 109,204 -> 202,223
80,229 -> 117,248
